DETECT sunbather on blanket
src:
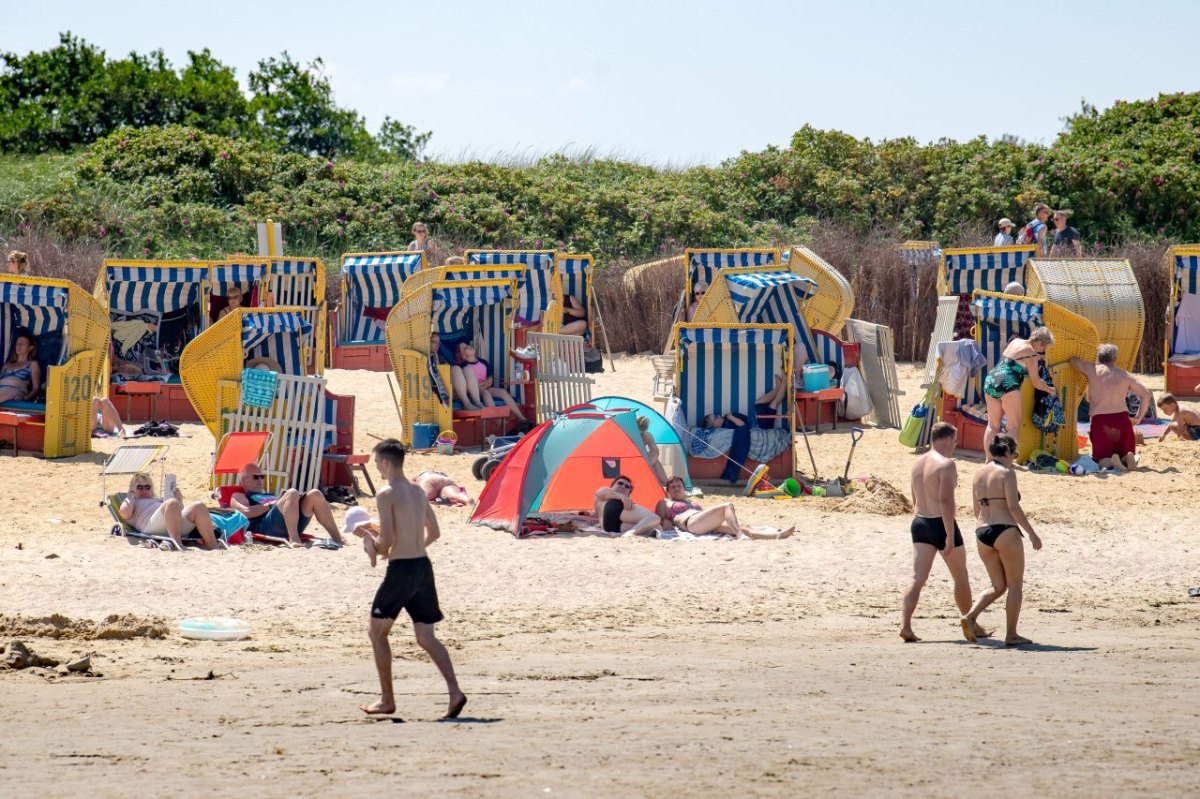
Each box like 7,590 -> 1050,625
656,476 -> 794,539
595,476 -> 661,537
120,472 -> 219,550
228,464 -> 345,546
414,470 -> 473,506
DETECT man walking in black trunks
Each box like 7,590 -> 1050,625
901,422 -> 988,642
360,438 -> 466,719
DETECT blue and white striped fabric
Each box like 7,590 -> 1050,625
267,260 -> 318,308
1175,254 -> 1200,295
897,247 -> 942,265
106,266 -> 207,314
558,255 -> 592,338
968,296 -> 1043,405
208,262 -> 268,295
432,283 -> 512,387
688,250 -> 778,294
0,282 -> 69,368
467,251 -> 554,323
812,330 -> 846,372
725,272 -> 818,363
339,254 -> 424,343
677,326 -> 786,425
944,250 -> 1032,294
242,312 -> 313,376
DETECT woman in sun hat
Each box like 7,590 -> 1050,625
994,218 -> 1016,247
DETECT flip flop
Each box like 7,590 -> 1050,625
1188,587 -> 1200,598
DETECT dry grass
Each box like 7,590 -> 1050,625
1,226 -> 106,289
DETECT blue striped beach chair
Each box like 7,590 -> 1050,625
241,310 -> 313,377
692,265 -> 819,365
1166,246 -> 1200,398
940,246 -> 1036,341
330,251 -> 426,370
464,250 -> 557,327
672,323 -> 796,483
550,254 -> 593,339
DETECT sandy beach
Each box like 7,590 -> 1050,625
2,356 -> 1199,798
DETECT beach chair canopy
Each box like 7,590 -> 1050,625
676,325 -> 789,426
242,311 -> 313,376
432,282 -> 514,384
557,255 -> 593,338
206,261 -> 268,322
941,247 -> 1036,295
785,247 -> 855,335
1025,257 -> 1144,372
1171,249 -> 1200,357
895,241 -> 942,265
970,292 -> 1097,461
267,259 -> 321,307
465,250 -> 556,325
470,409 -> 666,536
0,280 -> 69,369
338,252 -> 425,344
686,248 -> 780,298
101,262 -> 208,367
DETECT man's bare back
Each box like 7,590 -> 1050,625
910,450 -> 956,519
376,478 -> 436,560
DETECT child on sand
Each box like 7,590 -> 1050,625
359,438 -> 466,720
1157,393 -> 1200,441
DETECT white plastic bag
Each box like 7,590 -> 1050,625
840,366 -> 874,420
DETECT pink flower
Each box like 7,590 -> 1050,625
181,217 -> 189,225
325,162 -> 335,170
143,248 -> 150,255
218,152 -> 229,159
98,226 -> 107,236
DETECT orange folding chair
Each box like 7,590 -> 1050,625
210,431 -> 274,492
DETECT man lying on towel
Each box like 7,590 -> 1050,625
228,464 -> 345,546
1072,344 -> 1153,471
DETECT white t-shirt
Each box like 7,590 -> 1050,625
127,497 -> 163,531
994,232 -> 1014,246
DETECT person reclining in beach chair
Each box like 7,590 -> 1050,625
225,464 -> 345,547
119,472 -> 220,550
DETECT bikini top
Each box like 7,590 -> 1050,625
666,499 -> 700,520
979,491 -> 1021,507
1,363 -> 32,381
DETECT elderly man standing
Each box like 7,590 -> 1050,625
1072,344 -> 1153,471
228,464 -> 345,546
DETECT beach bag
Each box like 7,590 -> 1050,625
1015,221 -> 1038,245
1032,363 -> 1065,433
899,382 -> 938,448
840,366 -> 873,420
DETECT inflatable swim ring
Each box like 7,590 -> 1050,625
179,617 -> 252,641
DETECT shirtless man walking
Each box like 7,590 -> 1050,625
360,438 -> 467,719
901,422 -> 987,643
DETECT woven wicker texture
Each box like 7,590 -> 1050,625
2,274 -> 109,457
1025,258 -> 1144,372
786,246 -> 855,334
974,290 -> 1099,462
180,309 -> 248,438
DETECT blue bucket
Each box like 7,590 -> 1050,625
412,423 -> 438,449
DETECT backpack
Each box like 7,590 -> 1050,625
1015,221 -> 1038,245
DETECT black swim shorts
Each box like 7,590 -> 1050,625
601,498 -> 625,533
910,516 -> 964,549
371,556 -> 444,624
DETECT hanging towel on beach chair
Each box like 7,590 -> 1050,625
241,368 -> 278,409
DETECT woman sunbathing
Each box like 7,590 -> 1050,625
657,476 -> 793,539
119,472 -> 220,550
560,294 -> 588,337
0,333 -> 40,403
414,470 -> 473,506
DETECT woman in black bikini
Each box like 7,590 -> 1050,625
961,434 -> 1044,646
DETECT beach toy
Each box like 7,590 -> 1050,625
179,617 -> 252,642
743,465 -> 801,499
435,430 -> 457,455
412,423 -> 438,450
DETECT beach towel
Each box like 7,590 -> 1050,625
241,368 -> 278,409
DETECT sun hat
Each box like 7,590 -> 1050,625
997,218 -> 1015,229
341,506 -> 373,535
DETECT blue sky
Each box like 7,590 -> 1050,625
13,0 -> 1198,164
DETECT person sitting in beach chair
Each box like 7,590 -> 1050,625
119,472 -> 220,550
0,332 -> 40,403
454,341 -> 533,432
560,294 -> 588,338
225,464 -> 345,546
217,285 -> 245,320
1157,393 -> 1200,441
595,475 -> 661,537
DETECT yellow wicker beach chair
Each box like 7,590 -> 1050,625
786,246 -> 855,334
1025,258 -> 1145,372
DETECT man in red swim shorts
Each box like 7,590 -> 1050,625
1072,344 -> 1153,471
